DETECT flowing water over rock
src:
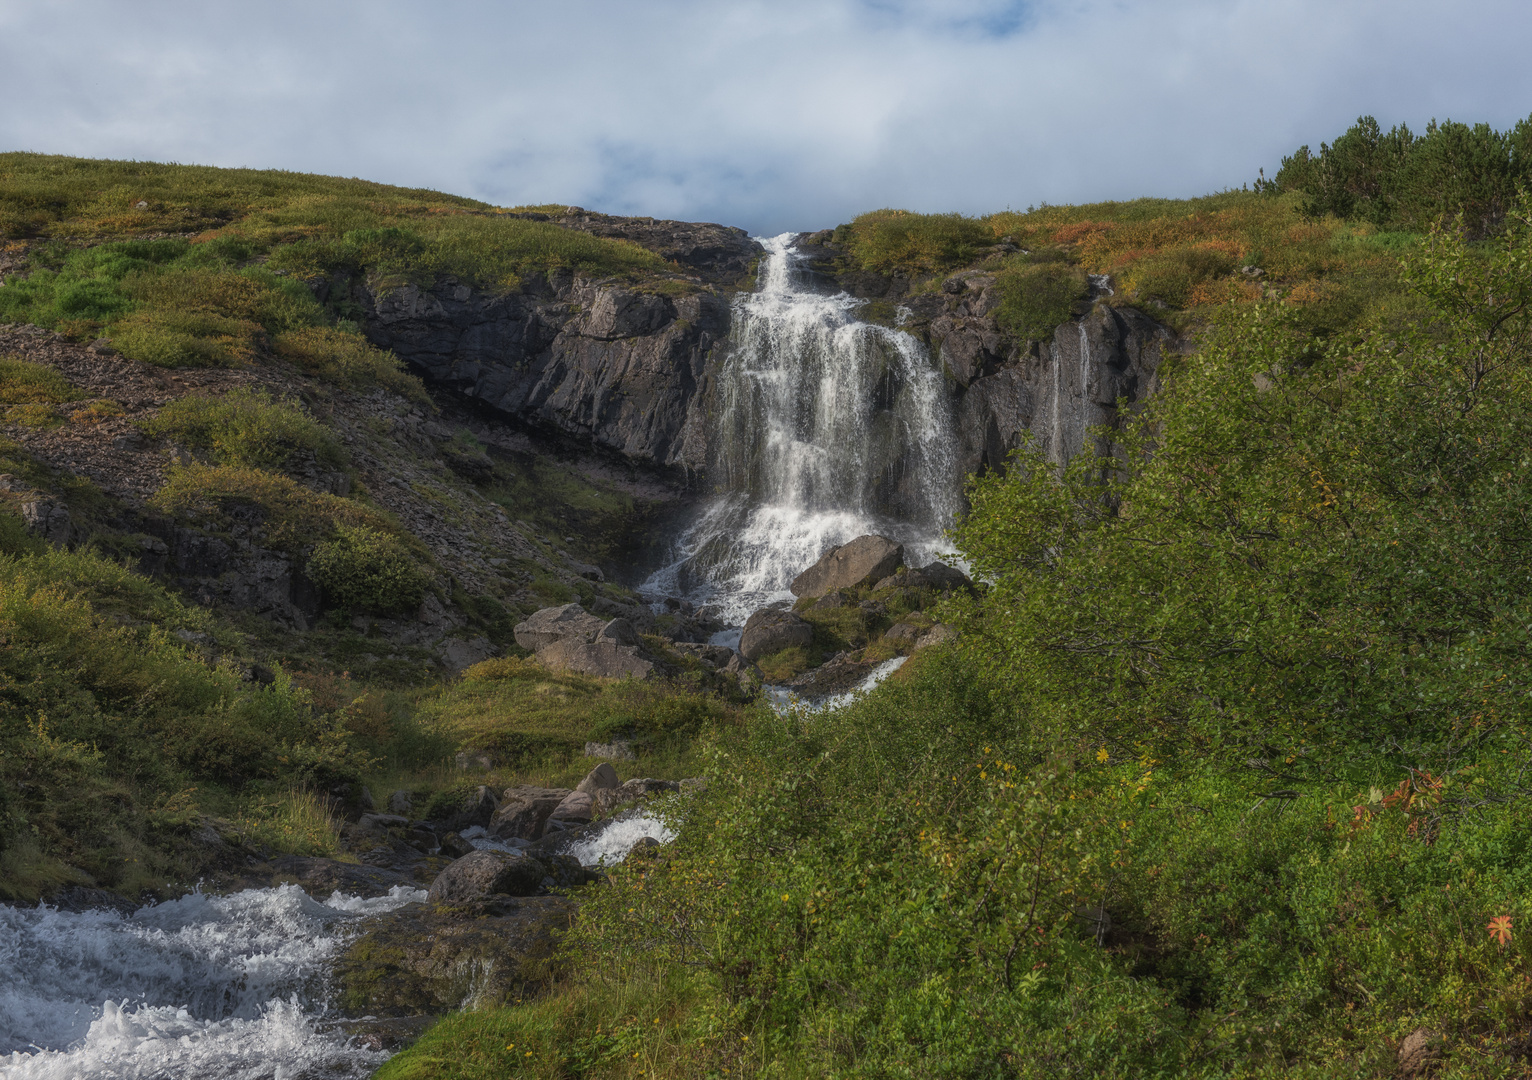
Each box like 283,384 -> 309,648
646,235 -> 961,622
0,884 -> 425,1080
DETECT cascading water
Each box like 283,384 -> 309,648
646,234 -> 961,622
0,884 -> 425,1080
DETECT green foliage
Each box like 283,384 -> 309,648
993,258 -> 1090,340
1274,112 -> 1532,234
0,356 -> 83,404
262,216 -> 667,291
149,463 -> 390,549
844,209 -> 994,274
272,325 -> 430,403
306,523 -> 429,614
0,544 -> 370,894
144,388 -> 344,471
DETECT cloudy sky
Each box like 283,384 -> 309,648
2,1 -> 1529,234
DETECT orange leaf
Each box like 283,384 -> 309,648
1488,915 -> 1513,948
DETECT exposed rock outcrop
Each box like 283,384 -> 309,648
350,216 -> 760,473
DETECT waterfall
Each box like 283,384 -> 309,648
645,234 -> 960,624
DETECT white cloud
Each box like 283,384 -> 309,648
2,0 -> 1528,233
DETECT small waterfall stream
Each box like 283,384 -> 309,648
646,235 -> 961,622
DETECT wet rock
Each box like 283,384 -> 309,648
790,535 -> 904,597
335,896 -> 575,1016
428,849 -> 549,903
739,608 -> 813,661
435,785 -> 499,833
786,653 -> 876,698
438,832 -> 475,858
260,855 -> 418,898
491,786 -> 571,840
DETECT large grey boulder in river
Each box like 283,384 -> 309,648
790,535 -> 904,598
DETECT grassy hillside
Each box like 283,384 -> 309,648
0,154 -> 727,902
380,123 -> 1532,1078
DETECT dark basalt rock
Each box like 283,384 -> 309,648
353,216 -> 761,474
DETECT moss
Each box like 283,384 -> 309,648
149,463 -> 392,550
0,356 -> 83,405
144,388 -> 345,471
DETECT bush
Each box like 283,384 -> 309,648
845,209 -> 994,274
0,357 -> 83,404
993,259 -> 1090,339
306,523 -> 429,614
109,308 -> 262,367
272,325 -> 430,404
144,388 -> 344,470
150,463 -> 389,549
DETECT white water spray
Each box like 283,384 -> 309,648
646,234 -> 960,621
0,884 -> 424,1080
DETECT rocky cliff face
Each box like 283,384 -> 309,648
348,213 -> 761,473
791,233 -> 1177,477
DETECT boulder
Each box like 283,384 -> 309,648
427,849 -> 548,903
916,624 -> 959,649
435,785 -> 499,833
883,622 -> 923,645
438,832 -> 475,858
812,591 -> 849,610
387,790 -> 413,815
513,603 -> 607,652
584,738 -> 636,761
790,535 -> 903,598
595,618 -> 638,646
574,763 -> 621,796
739,608 -> 813,661
536,639 -> 655,680
546,790 -> 594,828
490,787 -> 571,840
594,777 -> 681,816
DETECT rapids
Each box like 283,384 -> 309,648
0,884 -> 424,1080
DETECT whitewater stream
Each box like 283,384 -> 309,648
0,884 -> 425,1080
0,815 -> 672,1080
644,233 -> 961,624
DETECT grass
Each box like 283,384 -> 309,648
836,190 -> 1433,343
149,463 -> 393,549
0,153 -> 672,290
0,355 -> 83,404
143,388 -> 345,471
418,657 -> 740,773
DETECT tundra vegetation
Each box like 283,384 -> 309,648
4,115 -> 1532,1077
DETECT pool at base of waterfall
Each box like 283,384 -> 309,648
0,883 -> 425,1080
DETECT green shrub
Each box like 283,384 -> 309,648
844,209 -> 993,274
272,325 -> 430,403
0,358 -> 79,405
307,523 -> 429,614
144,388 -> 344,470
109,308 -> 262,367
150,463 -> 389,549
993,259 -> 1090,339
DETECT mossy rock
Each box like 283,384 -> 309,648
335,896 -> 576,1016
